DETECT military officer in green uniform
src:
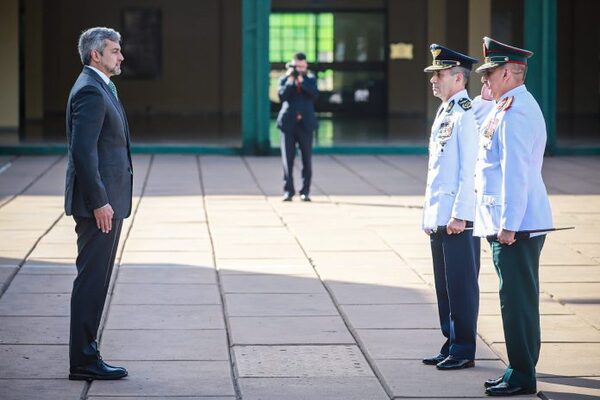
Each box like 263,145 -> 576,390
473,37 -> 553,397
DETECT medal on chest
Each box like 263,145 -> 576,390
438,117 -> 455,143
480,96 -> 514,150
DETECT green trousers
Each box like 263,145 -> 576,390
491,235 -> 545,391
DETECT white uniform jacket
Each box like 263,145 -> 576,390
422,89 -> 479,230
472,95 -> 495,129
473,85 -> 553,237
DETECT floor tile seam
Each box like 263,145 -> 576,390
232,343 -> 361,347
215,257 -> 308,260
540,291 -> 600,331
236,374 -> 377,379
110,303 -> 223,306
102,328 -> 225,331
369,357 -> 502,361
354,328 -> 442,331
339,304 -> 440,307
1,291 -> 72,294
18,273 -> 74,276
538,375 -> 600,379
488,340 -> 600,344
197,156 -> 243,400
220,273 -> 317,277
362,206 -> 509,373
0,155 -> 64,209
240,156 -> 395,400
228,315 -> 346,319
88,154 -> 155,399
480,313 -> 576,316
225,314 -> 341,318
375,156 -> 428,185
0,343 -> 67,346
0,377 -> 75,381
115,282 -> 219,286
0,156 -> 16,176
108,304 -> 223,308
93,359 -> 231,362
122,250 -> 215,253
0,314 -> 70,317
231,342 -> 357,346
222,291 -> 326,295
219,273 -> 316,276
0,212 -> 66,300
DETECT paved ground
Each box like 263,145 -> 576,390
0,154 -> 599,400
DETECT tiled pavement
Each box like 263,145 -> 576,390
0,154 -> 598,399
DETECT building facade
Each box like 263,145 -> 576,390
0,0 -> 597,154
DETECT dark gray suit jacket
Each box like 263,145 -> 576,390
65,67 -> 133,219
276,74 -> 319,133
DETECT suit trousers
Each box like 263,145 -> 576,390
491,235 -> 545,391
70,217 -> 123,367
430,226 -> 480,359
280,125 -> 313,196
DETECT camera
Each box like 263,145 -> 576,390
285,62 -> 300,79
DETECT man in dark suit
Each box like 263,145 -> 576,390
277,52 -> 319,202
65,27 -> 132,381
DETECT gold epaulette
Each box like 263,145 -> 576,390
497,96 -> 514,111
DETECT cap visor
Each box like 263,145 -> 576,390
424,65 -> 453,72
475,62 -> 502,73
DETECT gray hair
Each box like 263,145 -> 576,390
449,66 -> 471,86
506,63 -> 528,83
78,27 -> 121,65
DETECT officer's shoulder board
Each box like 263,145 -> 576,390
496,96 -> 514,111
458,98 -> 472,111
445,100 -> 455,113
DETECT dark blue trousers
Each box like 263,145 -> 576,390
280,125 -> 313,196
430,227 -> 480,359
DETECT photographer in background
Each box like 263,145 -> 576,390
277,52 -> 319,202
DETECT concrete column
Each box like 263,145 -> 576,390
241,0 -> 271,155
0,0 -> 19,130
525,0 -> 557,153
468,0 -> 491,97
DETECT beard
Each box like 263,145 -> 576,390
101,60 -> 121,76
109,64 -> 122,76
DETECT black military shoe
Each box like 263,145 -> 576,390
300,194 -> 311,202
484,376 -> 504,388
69,359 -> 128,381
436,355 -> 475,370
282,192 -> 293,202
422,353 -> 446,365
485,382 -> 536,396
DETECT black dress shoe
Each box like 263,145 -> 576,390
484,376 -> 504,388
300,194 -> 311,202
485,382 -> 536,396
422,353 -> 447,365
69,360 -> 128,381
282,193 -> 293,202
436,355 -> 475,370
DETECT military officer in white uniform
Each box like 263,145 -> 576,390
474,37 -> 553,397
421,44 -> 481,371
472,85 -> 495,129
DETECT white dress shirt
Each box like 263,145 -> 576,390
86,65 -> 111,85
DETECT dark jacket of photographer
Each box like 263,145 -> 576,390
276,73 -> 319,133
